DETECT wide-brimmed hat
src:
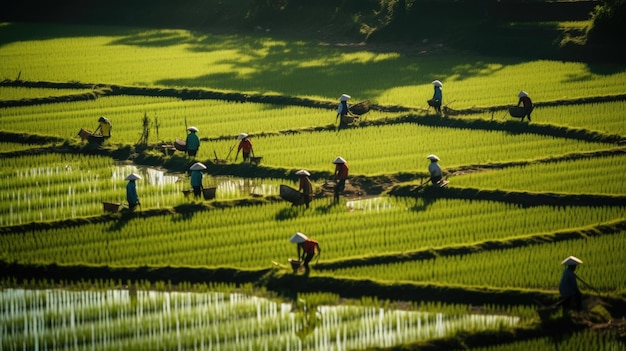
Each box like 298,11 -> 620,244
289,232 -> 308,243
237,133 -> 249,141
426,154 -> 440,161
432,80 -> 443,87
295,169 -> 311,176
333,156 -> 346,164
189,162 -> 207,171
518,91 -> 528,98
561,256 -> 583,266
187,126 -> 199,133
339,94 -> 351,102
125,173 -> 142,181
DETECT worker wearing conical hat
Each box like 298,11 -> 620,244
235,133 -> 254,162
290,232 -> 321,275
185,126 -> 200,157
296,170 -> 313,209
516,91 -> 534,122
94,116 -> 112,138
559,256 -> 583,312
427,154 -> 442,184
431,81 -> 443,115
125,173 -> 141,211
189,162 -> 206,199
333,156 -> 348,202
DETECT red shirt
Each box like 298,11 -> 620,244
335,163 -> 348,180
301,239 -> 318,254
238,139 -> 252,153
518,96 -> 532,109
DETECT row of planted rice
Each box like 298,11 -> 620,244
0,153 -> 296,225
322,231 -> 626,292
0,287 -> 522,351
2,196 -> 623,269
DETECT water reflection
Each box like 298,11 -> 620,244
346,197 -> 393,212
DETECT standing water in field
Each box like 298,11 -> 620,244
0,288 -> 520,351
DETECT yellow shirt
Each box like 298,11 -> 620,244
99,120 -> 111,137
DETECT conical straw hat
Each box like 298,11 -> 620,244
339,94 -> 351,102
190,162 -> 207,171
426,154 -> 440,161
561,256 -> 583,266
187,126 -> 199,132
333,156 -> 346,164
125,173 -> 142,181
295,169 -> 310,176
289,232 -> 308,243
432,80 -> 443,87
237,132 -> 249,141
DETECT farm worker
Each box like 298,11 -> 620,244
125,173 -> 141,211
427,154 -> 443,184
235,133 -> 254,162
189,162 -> 206,199
290,232 -> 321,275
431,80 -> 443,115
516,91 -> 534,122
94,116 -> 112,138
336,94 -> 351,120
296,169 -> 313,209
185,126 -> 200,157
333,156 -> 349,202
559,255 -> 583,312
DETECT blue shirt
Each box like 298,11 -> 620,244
433,86 -> 442,101
186,132 -> 200,151
126,181 -> 139,205
190,170 -> 203,187
559,268 -> 581,298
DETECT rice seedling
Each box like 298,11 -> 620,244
451,154 -> 626,195
1,196 -> 623,271
0,287 -> 522,351
323,231 -> 626,292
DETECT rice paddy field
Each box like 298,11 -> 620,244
0,19 -> 625,351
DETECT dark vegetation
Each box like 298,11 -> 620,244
1,0 -> 625,62
1,1 -> 626,348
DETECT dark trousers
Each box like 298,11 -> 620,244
193,186 -> 202,198
334,179 -> 346,201
187,149 -> 198,156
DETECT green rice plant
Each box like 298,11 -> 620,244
0,287 -> 522,351
1,23 -> 625,109
451,154 -> 626,195
210,123 -> 616,175
0,95 -> 401,146
0,153 -> 297,225
0,142 -> 52,152
466,329 -> 624,351
455,101 -> 626,137
1,196 -> 623,271
324,231 -> 626,292
0,87 -> 95,100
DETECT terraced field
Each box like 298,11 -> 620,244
0,21 -> 625,350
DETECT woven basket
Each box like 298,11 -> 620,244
508,106 -> 526,118
340,115 -> 356,124
174,139 -> 187,151
250,156 -> 263,165
427,99 -> 441,107
78,128 -> 93,141
202,187 -> 217,200
280,185 -> 304,204
349,100 -> 370,115
103,202 -> 122,213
